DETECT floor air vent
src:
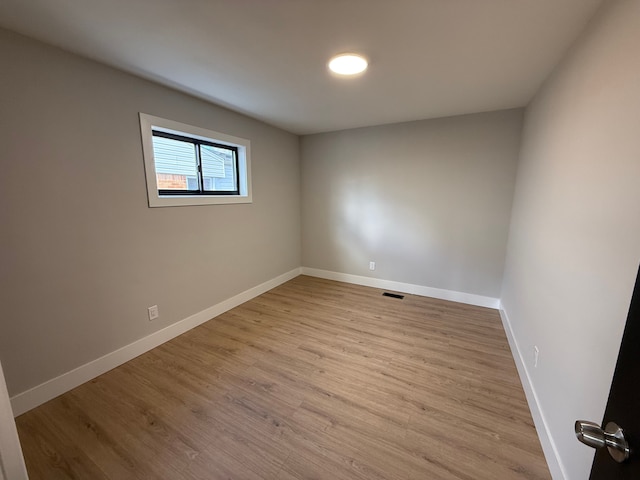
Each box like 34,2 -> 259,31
382,292 -> 404,299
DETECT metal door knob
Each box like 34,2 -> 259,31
575,420 -> 630,463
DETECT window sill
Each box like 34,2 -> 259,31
148,194 -> 252,207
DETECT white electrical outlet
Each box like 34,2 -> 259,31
148,305 -> 159,321
369,261 -> 376,271
534,346 -> 539,368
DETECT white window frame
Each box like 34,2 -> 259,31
139,113 -> 252,207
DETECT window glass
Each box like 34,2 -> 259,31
152,136 -> 198,191
201,144 -> 237,192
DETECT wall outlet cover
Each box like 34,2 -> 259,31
148,305 -> 159,321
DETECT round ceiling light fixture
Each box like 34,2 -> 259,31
328,53 -> 368,76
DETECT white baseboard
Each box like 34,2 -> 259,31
10,268 -> 302,417
499,307 -> 566,480
301,267 -> 500,309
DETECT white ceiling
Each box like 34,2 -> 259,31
0,0 -> 603,135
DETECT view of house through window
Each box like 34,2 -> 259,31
152,131 -> 239,195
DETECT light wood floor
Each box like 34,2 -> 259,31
16,275 -> 550,479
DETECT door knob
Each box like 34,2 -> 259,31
575,420 -> 630,463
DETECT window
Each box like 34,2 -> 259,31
139,113 -> 251,207
152,131 -> 238,195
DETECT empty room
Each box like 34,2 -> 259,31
0,0 -> 639,479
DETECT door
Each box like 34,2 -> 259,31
575,265 -> 640,478
0,359 -> 28,479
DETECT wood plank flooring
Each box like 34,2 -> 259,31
15,275 -> 550,479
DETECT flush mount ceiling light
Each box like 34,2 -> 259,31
328,53 -> 368,76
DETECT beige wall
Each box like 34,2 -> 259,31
301,110 -> 523,298
501,0 -> 640,478
0,29 -> 301,397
